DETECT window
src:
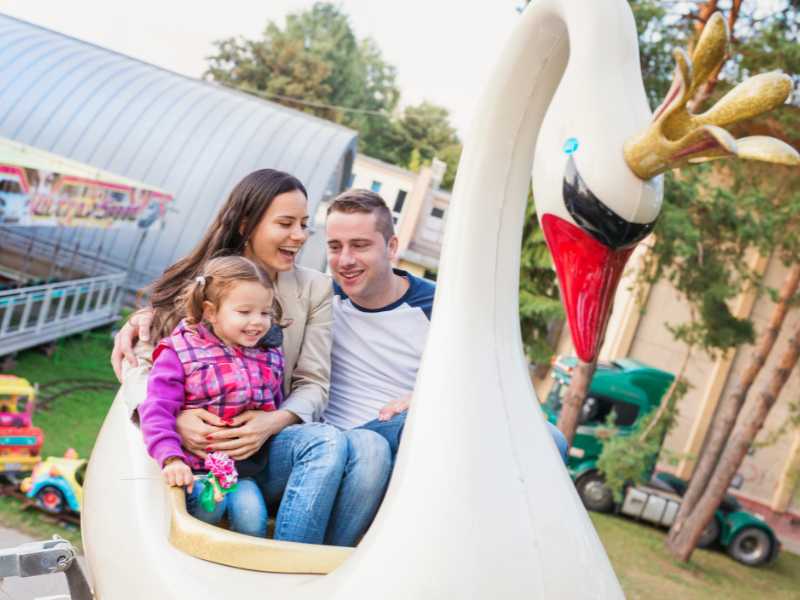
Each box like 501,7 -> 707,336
431,207 -> 445,218
370,180 -> 382,193
579,396 -> 640,427
0,179 -> 22,194
393,190 -> 407,212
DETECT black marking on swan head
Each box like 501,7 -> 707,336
562,156 -> 656,250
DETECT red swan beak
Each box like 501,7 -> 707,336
541,214 -> 633,362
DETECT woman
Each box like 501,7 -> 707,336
111,169 -> 390,546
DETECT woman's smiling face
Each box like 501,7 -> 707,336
245,189 -> 309,278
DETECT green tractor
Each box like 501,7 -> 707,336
543,356 -> 780,566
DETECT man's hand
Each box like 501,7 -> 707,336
111,309 -> 154,382
207,410 -> 299,461
378,393 -> 412,422
176,409 -> 228,459
162,457 -> 194,492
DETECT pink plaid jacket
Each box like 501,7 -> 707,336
154,320 -> 284,420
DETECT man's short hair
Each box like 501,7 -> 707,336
327,189 -> 395,242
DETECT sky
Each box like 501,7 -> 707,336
1,0 -> 523,137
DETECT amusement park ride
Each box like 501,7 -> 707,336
2,1 -> 798,598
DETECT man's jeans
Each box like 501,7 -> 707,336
255,422 -> 391,546
358,411 -> 570,464
186,478 -> 267,537
324,429 -> 392,546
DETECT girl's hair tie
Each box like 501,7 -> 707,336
195,275 -> 206,287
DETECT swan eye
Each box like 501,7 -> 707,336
562,137 -> 580,155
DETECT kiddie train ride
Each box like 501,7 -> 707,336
0,375 -> 43,479
81,1 -> 798,599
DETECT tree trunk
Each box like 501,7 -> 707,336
668,316 -> 800,562
667,263 -> 800,546
557,358 -> 598,447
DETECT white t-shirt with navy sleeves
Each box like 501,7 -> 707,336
322,269 -> 435,430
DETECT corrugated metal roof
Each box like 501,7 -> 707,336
0,12 -> 357,283
0,136 -> 171,193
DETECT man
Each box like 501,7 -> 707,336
321,190 -> 568,462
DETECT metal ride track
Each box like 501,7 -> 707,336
36,378 -> 118,410
0,483 -> 81,527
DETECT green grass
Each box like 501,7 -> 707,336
592,512 -> 800,599
2,331 -> 800,598
11,327 -> 118,458
0,496 -> 82,547
0,326 -> 118,549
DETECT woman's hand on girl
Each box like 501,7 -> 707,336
111,308 -> 154,381
206,410 -> 299,460
163,457 -> 194,492
176,408 -> 228,458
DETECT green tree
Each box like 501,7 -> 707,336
650,1 -> 800,563
206,2 -> 400,159
519,194 -> 562,364
392,101 -> 463,190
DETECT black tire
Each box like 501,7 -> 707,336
576,472 -> 614,513
727,527 -> 773,566
35,485 -> 66,514
697,516 -> 720,549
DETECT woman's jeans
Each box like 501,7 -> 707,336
186,477 -> 267,537
255,422 -> 392,547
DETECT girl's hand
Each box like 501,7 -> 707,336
111,308 -> 154,381
176,409 -> 228,459
378,393 -> 412,421
163,458 -> 194,492
207,410 -> 299,460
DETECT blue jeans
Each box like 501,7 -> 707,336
547,421 -> 569,463
324,429 -> 392,546
358,411 -> 569,464
186,477 -> 267,537
255,422 -> 391,546
358,411 -> 407,459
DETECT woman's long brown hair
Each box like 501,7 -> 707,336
148,169 -> 307,340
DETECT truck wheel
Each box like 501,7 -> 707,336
576,473 -> 614,513
35,486 -> 65,514
697,517 -> 720,549
727,527 -> 773,566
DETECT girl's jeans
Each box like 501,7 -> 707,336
186,477 -> 267,537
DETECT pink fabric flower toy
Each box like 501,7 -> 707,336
198,451 -> 239,512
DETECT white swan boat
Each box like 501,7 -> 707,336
80,1 -> 796,598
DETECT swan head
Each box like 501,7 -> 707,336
532,11 -> 798,363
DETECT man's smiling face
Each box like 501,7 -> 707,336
326,210 -> 397,305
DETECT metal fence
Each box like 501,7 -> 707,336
0,228 -> 121,278
0,273 -> 124,357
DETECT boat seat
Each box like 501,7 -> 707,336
167,485 -> 352,574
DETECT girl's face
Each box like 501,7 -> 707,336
204,281 -> 273,347
245,189 -> 309,279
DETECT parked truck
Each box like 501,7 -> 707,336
542,356 -> 780,566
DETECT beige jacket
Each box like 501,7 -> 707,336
123,266 -> 333,424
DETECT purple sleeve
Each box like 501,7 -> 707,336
140,347 -> 187,468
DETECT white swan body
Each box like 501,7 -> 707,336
82,1 -> 649,597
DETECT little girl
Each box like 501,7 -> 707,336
139,255 -> 284,537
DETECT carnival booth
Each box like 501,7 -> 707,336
0,137 -> 173,360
